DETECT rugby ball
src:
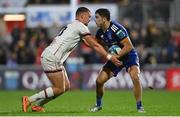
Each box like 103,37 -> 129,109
109,45 -> 121,55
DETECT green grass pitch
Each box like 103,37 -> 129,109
0,90 -> 180,116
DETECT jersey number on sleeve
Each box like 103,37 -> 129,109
58,26 -> 67,36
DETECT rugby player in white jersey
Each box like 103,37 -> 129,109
22,7 -> 122,112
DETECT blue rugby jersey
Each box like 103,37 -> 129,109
96,20 -> 136,56
96,21 -> 139,75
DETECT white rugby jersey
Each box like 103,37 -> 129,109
45,20 -> 91,63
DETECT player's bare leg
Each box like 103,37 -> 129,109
31,68 -> 70,112
22,68 -> 70,112
90,68 -> 113,112
96,68 -> 113,105
128,65 -> 145,112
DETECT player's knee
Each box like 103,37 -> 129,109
96,78 -> 104,85
54,87 -> 66,96
65,83 -> 70,92
131,73 -> 140,84
132,76 -> 140,83
129,70 -> 140,82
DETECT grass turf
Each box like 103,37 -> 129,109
0,90 -> 180,116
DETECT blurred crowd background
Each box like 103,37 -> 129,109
0,0 -> 179,68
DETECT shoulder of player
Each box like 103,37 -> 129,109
73,20 -> 91,36
73,20 -> 88,28
110,21 -> 126,32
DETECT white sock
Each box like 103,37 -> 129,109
28,87 -> 54,103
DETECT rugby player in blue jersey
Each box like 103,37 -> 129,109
90,8 -> 145,113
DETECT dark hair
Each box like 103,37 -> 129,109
95,8 -> 110,21
76,7 -> 90,16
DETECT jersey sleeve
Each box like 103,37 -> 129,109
78,22 -> 91,37
111,23 -> 129,40
116,28 -> 128,39
116,26 -> 129,40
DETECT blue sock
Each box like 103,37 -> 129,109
96,97 -> 102,107
136,101 -> 142,109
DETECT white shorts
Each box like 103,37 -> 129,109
41,49 -> 63,73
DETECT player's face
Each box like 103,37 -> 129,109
82,11 -> 91,26
95,13 -> 104,27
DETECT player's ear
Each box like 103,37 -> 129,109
102,17 -> 106,22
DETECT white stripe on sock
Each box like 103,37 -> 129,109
46,87 -> 54,97
28,87 -> 54,103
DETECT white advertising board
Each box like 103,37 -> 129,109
26,4 -> 118,28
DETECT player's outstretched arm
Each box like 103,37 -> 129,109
83,35 -> 122,66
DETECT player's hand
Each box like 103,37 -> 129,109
113,54 -> 120,59
110,55 -> 123,66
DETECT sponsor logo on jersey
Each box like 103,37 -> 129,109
116,29 -> 126,38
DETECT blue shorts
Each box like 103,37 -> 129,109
103,50 -> 139,76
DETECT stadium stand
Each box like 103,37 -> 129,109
0,0 -> 179,67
